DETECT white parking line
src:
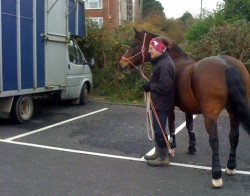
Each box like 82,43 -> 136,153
0,139 -> 249,175
1,110 -> 249,176
143,115 -> 197,158
0,139 -> 143,162
4,108 -> 108,141
175,115 -> 197,134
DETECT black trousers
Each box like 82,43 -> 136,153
152,110 -> 168,148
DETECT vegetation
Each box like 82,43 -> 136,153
142,0 -> 165,18
186,20 -> 250,62
79,0 -> 250,103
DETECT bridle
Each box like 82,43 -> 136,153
121,33 -> 149,81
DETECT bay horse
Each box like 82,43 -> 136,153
118,29 -> 250,188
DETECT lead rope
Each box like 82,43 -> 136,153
121,34 -> 174,157
146,92 -> 154,141
142,77 -> 174,157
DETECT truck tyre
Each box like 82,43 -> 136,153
79,83 -> 88,105
11,96 -> 34,123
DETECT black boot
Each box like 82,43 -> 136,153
147,147 -> 170,167
144,144 -> 159,160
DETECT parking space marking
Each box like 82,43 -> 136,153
2,108 -> 249,176
175,115 -> 197,134
4,108 -> 108,142
0,139 -> 143,162
0,139 -> 250,175
143,115 -> 197,158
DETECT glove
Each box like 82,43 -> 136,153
143,83 -> 151,92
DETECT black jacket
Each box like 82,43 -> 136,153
149,52 -> 175,112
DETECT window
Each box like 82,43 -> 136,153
85,0 -> 102,9
68,40 -> 85,64
75,43 -> 84,64
126,0 -> 133,22
68,41 -> 76,63
88,17 -> 103,27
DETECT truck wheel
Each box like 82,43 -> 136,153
79,83 -> 88,105
11,96 -> 34,123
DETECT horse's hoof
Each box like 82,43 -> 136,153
211,178 -> 223,188
225,167 -> 236,175
186,147 -> 196,154
169,148 -> 175,157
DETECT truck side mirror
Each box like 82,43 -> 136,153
83,58 -> 95,66
89,58 -> 95,66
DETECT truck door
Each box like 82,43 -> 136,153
45,0 -> 68,88
46,42 -> 67,87
67,40 -> 91,92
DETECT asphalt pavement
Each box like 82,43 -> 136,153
0,100 -> 250,196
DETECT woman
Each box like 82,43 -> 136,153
143,37 -> 175,167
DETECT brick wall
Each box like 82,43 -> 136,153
85,0 -> 142,27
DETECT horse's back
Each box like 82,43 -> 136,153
194,55 -> 249,90
190,55 -> 249,114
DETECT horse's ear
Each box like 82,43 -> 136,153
134,28 -> 141,34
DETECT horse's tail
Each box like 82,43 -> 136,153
225,63 -> 250,134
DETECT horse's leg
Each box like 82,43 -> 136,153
168,110 -> 176,148
186,113 -> 196,154
225,110 -> 240,175
204,114 -> 223,188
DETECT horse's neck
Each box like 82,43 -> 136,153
174,58 -> 195,73
168,45 -> 195,71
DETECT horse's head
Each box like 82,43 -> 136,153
118,29 -> 154,71
118,29 -> 174,71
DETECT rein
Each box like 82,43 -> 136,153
122,33 -> 174,157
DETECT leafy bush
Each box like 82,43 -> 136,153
185,19 -> 210,42
185,20 -> 250,64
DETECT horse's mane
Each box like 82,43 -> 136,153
142,30 -> 158,38
170,44 -> 190,60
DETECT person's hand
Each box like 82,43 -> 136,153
143,83 -> 151,92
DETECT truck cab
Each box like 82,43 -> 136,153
64,39 -> 93,105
